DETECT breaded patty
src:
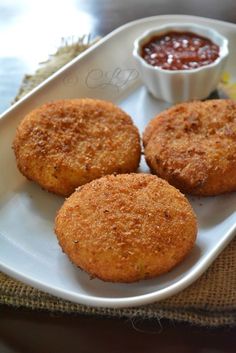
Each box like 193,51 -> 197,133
13,99 -> 141,196
55,174 -> 197,283
143,99 -> 236,196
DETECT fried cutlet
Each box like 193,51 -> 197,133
13,99 -> 141,196
55,173 -> 197,283
143,99 -> 236,196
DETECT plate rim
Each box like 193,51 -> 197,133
0,222 -> 235,308
1,13 -> 236,122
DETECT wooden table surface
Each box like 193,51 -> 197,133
1,0 -> 236,352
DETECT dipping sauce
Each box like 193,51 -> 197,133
141,31 -> 220,70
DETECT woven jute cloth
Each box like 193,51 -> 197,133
1,39 -> 236,327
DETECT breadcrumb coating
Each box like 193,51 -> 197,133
55,173 -> 197,283
143,99 -> 236,196
13,99 -> 141,196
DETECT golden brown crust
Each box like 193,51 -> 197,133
55,173 -> 197,283
13,99 -> 141,196
143,99 -> 236,196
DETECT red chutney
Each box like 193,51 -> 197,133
141,31 -> 220,70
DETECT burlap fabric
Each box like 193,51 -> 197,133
1,39 -> 235,327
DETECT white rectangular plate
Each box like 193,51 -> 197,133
0,15 -> 236,308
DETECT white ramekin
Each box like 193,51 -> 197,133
133,23 -> 229,103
